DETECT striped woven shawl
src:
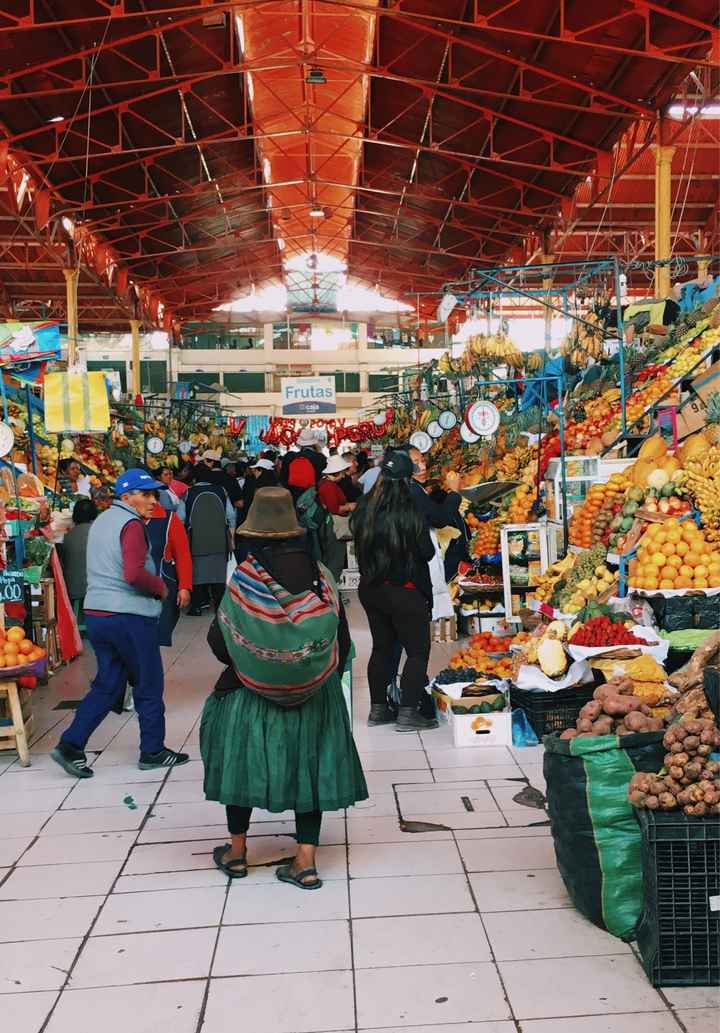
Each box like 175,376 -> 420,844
218,554 -> 339,706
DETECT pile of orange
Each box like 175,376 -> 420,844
505,484 -> 534,524
629,518 -> 720,591
449,644 -> 513,679
470,517 -> 501,556
0,626 -> 46,668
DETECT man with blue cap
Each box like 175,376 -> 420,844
51,469 -> 190,778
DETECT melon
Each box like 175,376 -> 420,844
677,431 -> 710,466
637,434 -> 668,462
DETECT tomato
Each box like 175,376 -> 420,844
17,675 -> 37,689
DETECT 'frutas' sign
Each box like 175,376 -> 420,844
281,376 -> 336,415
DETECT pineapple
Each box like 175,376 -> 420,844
706,391 -> 720,444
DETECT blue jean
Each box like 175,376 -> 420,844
61,613 -> 165,755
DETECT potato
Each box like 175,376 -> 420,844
559,728 -> 578,740
579,700 -> 603,722
624,711 -> 649,732
602,696 -> 635,717
592,717 -> 614,736
576,718 -> 594,733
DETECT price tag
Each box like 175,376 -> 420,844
0,569 -> 25,603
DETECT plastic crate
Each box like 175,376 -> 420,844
635,809 -> 720,987
509,683 -> 595,739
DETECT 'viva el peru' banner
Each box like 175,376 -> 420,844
0,321 -> 61,365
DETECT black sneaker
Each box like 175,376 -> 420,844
138,748 -> 190,770
395,707 -> 439,733
51,742 -> 94,778
368,704 -> 396,727
187,608 -> 203,617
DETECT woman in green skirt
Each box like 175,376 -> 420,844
200,486 -> 367,890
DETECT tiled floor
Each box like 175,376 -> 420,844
0,601 -> 717,1033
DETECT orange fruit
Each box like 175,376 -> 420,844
3,642 -> 18,655
655,530 -> 668,545
667,555 -> 682,569
675,541 -> 689,557
644,577 -> 659,590
0,656 -> 6,668
685,552 -> 702,568
661,542 -> 676,557
682,527 -> 698,544
694,578 -> 709,590
6,626 -> 24,644
659,579 -> 675,590
709,575 -> 720,589
651,551 -> 666,567
660,565 -> 676,580
666,529 -> 682,544
676,576 -> 693,589
694,565 -> 709,580
18,640 -> 33,655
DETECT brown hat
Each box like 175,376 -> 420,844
238,487 -> 305,539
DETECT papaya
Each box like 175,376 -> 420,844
637,434 -> 668,462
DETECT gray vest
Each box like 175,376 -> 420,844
84,501 -> 161,617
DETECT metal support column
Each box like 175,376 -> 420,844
130,319 -> 141,397
653,127 -> 675,299
63,267 -> 80,369
542,253 -> 554,349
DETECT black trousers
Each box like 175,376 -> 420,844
358,580 -> 431,709
190,582 -> 225,611
226,806 -> 322,846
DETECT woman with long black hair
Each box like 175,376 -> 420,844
352,450 -> 438,732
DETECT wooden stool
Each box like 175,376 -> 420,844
432,617 -> 459,643
0,680 -> 33,765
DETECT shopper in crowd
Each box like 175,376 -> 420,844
318,455 -> 356,516
201,487 -> 366,888
51,468 -> 189,778
184,463 -> 236,615
146,492 -> 192,646
202,449 -> 243,508
58,458 -> 92,498
352,450 -> 438,731
157,465 -> 186,519
287,458 -> 346,580
408,446 -> 462,527
338,452 -> 363,503
239,457 -> 278,522
159,463 -> 189,499
281,428 -> 327,494
59,497 -> 97,609
359,454 -> 382,494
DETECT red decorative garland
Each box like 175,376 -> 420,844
260,412 -> 390,450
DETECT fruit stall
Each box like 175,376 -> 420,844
377,265 -> 720,988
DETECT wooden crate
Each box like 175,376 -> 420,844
0,681 -> 33,764
432,617 -> 458,643
30,578 -> 56,623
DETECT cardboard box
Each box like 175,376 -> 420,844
451,710 -> 513,748
677,358 -> 720,440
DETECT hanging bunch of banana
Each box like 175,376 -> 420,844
465,332 -> 523,369
437,351 -> 462,376
525,350 -> 547,372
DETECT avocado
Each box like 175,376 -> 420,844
661,482 -> 676,498
620,516 -> 634,532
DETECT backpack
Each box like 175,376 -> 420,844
294,486 -> 345,580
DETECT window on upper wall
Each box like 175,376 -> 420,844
223,372 -> 266,393
368,373 -> 399,392
177,372 -> 220,392
334,371 -> 361,393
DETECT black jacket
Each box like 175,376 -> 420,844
409,478 -> 461,528
352,499 -> 435,604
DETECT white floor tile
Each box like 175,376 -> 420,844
69,927 -> 216,988
347,816 -> 451,843
0,938 -> 80,992
0,896 -> 103,942
353,912 -> 491,968
484,907 -> 632,961
114,868 -> 228,894
500,955 -> 665,1019
202,970 -> 355,1033
0,787 -> 69,814
471,868 -> 571,911
61,782 -> 159,810
674,1009 -> 720,1033
355,961 -> 510,1028
0,835 -> 33,867
350,874 -> 475,918
0,860 -> 122,900
520,1016 -> 684,1033
93,886 -> 226,935
214,919 -> 351,976
1,990 -> 58,1031
358,751 -> 430,771
349,840 -> 462,878
45,980 -> 205,1033
42,806 -> 148,835
19,831 -> 136,867
224,878 -> 349,925
459,835 -> 557,871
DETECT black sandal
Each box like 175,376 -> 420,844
213,844 -> 248,879
276,863 -> 323,890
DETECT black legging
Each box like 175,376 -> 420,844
226,805 -> 322,846
190,582 -> 225,611
359,580 -> 431,708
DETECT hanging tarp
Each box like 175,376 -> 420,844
0,321 -> 61,366
44,372 -> 111,433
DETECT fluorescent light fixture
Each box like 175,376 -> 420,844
277,237 -> 285,250
667,103 -> 720,119
306,67 -> 327,85
309,206 -> 325,218
285,251 -> 345,274
61,216 -> 75,236
47,115 -> 65,123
